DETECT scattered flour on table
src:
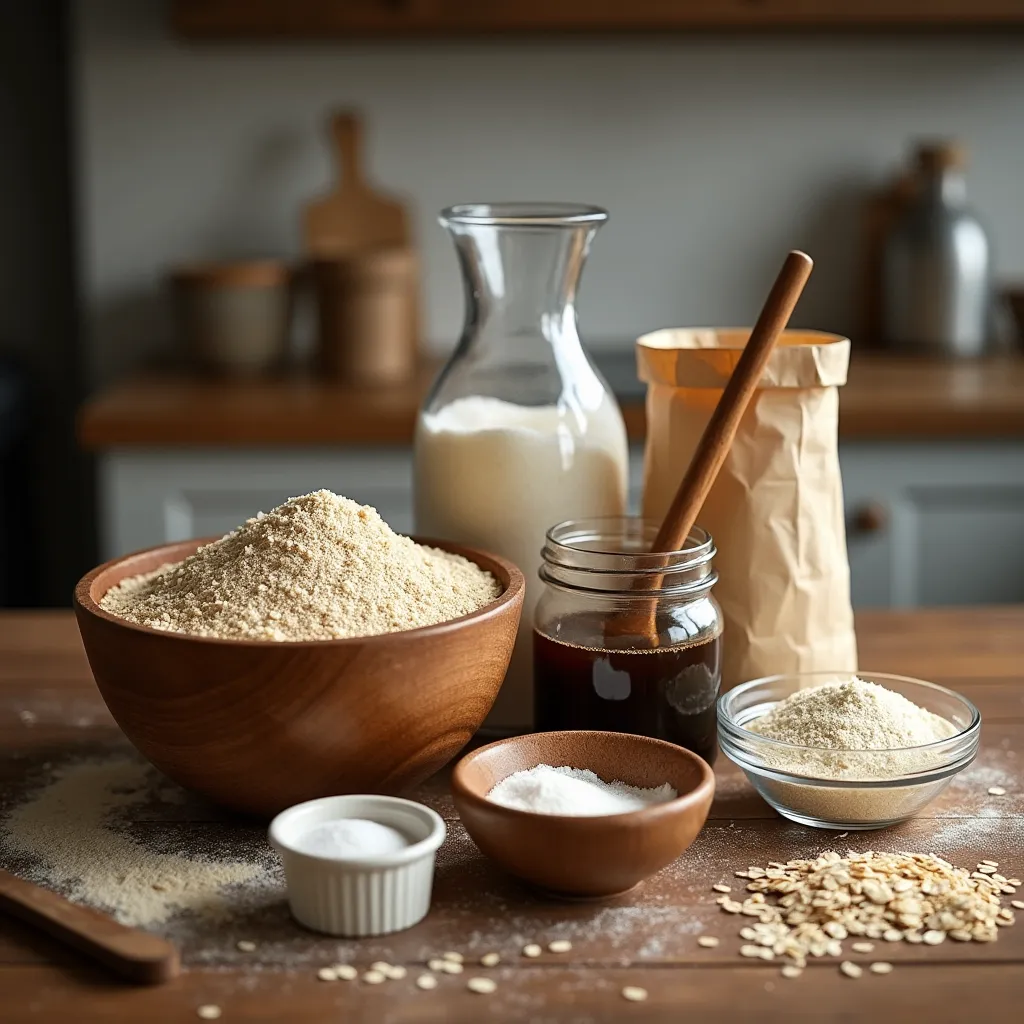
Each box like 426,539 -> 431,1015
0,758 -> 272,927
486,765 -> 676,816
100,490 -> 500,641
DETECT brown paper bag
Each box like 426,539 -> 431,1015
637,329 -> 857,689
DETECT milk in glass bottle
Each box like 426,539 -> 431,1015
414,204 -> 628,731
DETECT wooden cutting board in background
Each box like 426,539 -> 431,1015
303,112 -> 410,255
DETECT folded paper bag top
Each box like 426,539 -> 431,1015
637,328 -> 857,691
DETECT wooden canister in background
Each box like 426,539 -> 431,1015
170,261 -> 291,376
313,247 -> 418,384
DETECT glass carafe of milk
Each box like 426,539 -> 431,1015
414,203 -> 628,732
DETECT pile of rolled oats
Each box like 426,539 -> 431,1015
710,850 -> 1018,977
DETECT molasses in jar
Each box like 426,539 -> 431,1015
533,518 -> 722,765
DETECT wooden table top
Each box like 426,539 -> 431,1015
77,354 -> 1024,449
2,608 -> 1023,1022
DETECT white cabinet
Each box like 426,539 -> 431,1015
98,441 -> 1024,610
842,442 -> 1024,608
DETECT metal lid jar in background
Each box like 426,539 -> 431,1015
881,140 -> 992,357
533,517 -> 722,765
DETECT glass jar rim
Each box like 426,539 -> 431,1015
544,517 -> 714,563
539,517 -> 718,598
440,203 -> 609,228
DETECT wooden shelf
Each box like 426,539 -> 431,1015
171,0 -> 1024,38
78,354 -> 1024,449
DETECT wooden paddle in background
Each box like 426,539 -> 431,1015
303,111 -> 410,256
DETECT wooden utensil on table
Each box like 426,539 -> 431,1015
611,250 -> 813,642
0,868 -> 179,984
303,112 -> 409,256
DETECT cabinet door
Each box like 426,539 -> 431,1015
842,442 -> 1024,608
100,449 -> 413,559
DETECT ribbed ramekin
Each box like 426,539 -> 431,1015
269,794 -> 446,936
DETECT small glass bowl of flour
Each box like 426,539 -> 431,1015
718,672 -> 980,830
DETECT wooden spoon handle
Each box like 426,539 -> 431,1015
0,868 -> 179,985
652,250 -> 813,553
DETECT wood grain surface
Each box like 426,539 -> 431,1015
77,355 -> 1024,449
1,608 -> 1023,1022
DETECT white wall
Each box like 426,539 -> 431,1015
75,0 -> 1024,382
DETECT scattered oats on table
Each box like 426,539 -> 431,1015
840,961 -> 863,979
480,952 -> 501,967
316,967 -> 338,982
988,787 -> 1007,796
363,970 -> 386,985
442,951 -> 464,963
467,977 -> 498,994
196,1008 -> 222,1021
522,943 -> 542,958
713,850 -> 1019,969
870,962 -> 894,975
335,964 -> 358,981
548,940 -> 572,953
621,986 -> 648,1002
235,940 -> 256,953
416,974 -> 438,991
697,936 -> 720,948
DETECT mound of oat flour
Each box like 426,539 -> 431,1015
100,490 -> 501,641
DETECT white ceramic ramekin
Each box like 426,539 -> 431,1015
269,794 -> 446,937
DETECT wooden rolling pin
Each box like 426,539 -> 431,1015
0,867 -> 180,985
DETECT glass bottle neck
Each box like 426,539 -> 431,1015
444,213 -> 602,362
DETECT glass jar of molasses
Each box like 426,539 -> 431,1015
534,518 -> 722,764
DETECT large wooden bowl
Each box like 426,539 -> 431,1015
74,538 -> 524,818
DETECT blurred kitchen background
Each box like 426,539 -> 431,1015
3,0 -> 1024,608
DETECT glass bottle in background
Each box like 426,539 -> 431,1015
414,203 -> 628,732
881,141 -> 991,356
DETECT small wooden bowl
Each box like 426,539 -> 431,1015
451,731 -> 715,899
74,538 -> 524,818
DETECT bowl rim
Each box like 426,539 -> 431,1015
718,671 -> 981,756
73,535 -> 525,647
450,729 -> 716,826
268,794 -> 446,870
